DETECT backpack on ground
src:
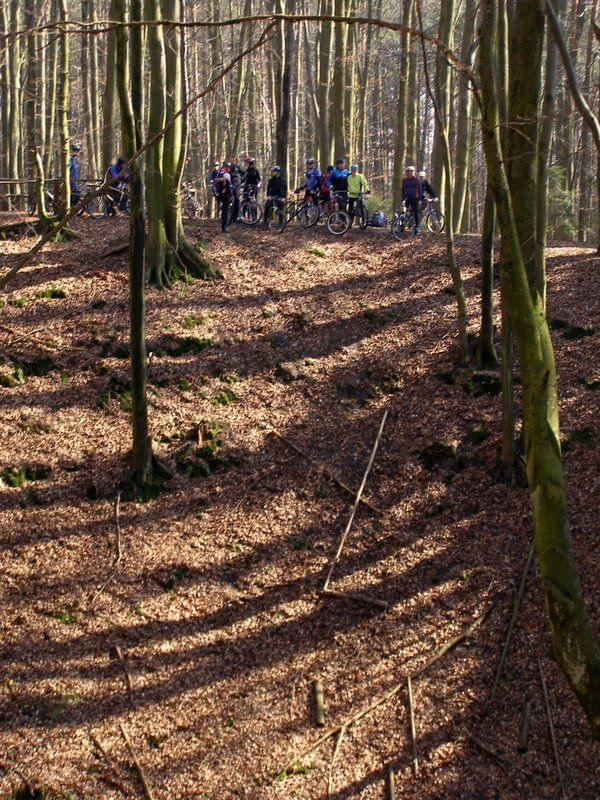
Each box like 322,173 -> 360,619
369,211 -> 387,227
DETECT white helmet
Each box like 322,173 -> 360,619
406,165 -> 416,172
418,170 -> 426,178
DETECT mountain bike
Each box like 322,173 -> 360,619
285,192 -> 320,229
87,182 -> 130,219
349,191 -> 369,230
265,198 -> 287,232
422,197 -> 445,233
391,201 -> 416,241
326,191 -> 350,235
239,186 -> 263,225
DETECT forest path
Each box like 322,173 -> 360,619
0,221 -> 598,799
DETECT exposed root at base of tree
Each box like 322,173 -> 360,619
0,218 -> 79,242
148,237 -> 221,289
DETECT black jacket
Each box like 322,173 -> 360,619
230,163 -> 243,188
266,175 -> 287,197
420,179 -> 436,199
243,166 -> 261,187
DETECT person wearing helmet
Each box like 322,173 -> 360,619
241,156 -> 261,200
208,161 -> 220,196
228,154 -> 243,222
402,165 -> 423,237
330,157 -> 350,209
263,166 -> 287,227
347,163 -> 370,226
319,165 -> 335,205
214,162 -> 233,232
294,157 -> 323,201
105,156 -> 130,216
418,169 -> 437,206
69,144 -> 82,205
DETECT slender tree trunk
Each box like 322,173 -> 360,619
478,187 -> 498,367
430,0 -> 456,209
331,0 -> 350,157
101,0 -> 118,170
0,1 -> 10,181
453,0 -> 477,231
392,0 -> 415,209
57,0 -> 70,217
317,0 -> 333,164
8,0 -> 21,204
479,0 -> 600,741
43,0 -> 59,176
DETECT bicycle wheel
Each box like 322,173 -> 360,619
268,206 -> 287,233
426,209 -> 445,234
327,210 -> 350,236
86,194 -> 109,219
391,216 -> 414,241
299,202 -> 319,228
240,199 -> 262,225
358,205 -> 368,230
183,197 -> 199,220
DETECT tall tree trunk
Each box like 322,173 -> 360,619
316,0 -> 333,164
392,0 -> 415,209
430,0 -> 456,209
7,0 -> 21,203
57,0 -> 70,217
479,0 -> 600,741
478,187 -> 498,367
452,0 -> 477,231
0,1 -> 10,181
331,0 -> 350,157
101,0 -> 118,170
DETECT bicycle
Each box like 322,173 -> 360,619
265,197 -> 287,232
87,182 -> 130,219
285,192 -> 320,229
349,191 -> 369,230
326,191 -> 351,236
181,180 -> 201,220
422,197 -> 445,233
391,201 -> 417,241
239,186 -> 263,225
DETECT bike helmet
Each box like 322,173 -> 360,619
245,156 -> 255,164
335,158 -> 345,166
271,165 -> 282,173
405,165 -> 416,173
418,170 -> 426,178
350,164 -> 359,171
212,161 -> 219,167
117,157 -> 126,167
306,157 -> 316,165
71,144 -> 81,152
222,161 -> 231,167
326,165 -> 334,172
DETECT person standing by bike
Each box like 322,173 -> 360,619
402,165 -> 423,238
105,156 -> 130,216
295,157 -> 322,201
347,164 -> 369,226
208,161 -> 220,196
228,155 -> 243,222
241,157 -> 261,200
69,144 -> 82,206
215,162 -> 233,233
418,170 -> 437,206
263,166 -> 287,227
330,158 -> 349,210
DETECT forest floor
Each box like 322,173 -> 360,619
0,216 -> 599,800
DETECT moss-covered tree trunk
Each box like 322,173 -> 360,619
57,0 -> 70,217
478,186 -> 498,367
479,0 -> 600,740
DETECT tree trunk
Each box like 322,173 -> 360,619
392,0 -> 415,209
316,0 -> 333,164
331,0 -> 350,158
430,0 -> 456,209
452,0 -> 477,231
57,0 -> 70,217
479,0 -> 600,741
101,0 -> 118,170
478,187 -> 498,367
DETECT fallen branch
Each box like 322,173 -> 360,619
89,492 -> 123,608
322,407 -> 389,591
118,723 -> 156,800
539,660 -> 567,800
312,679 -> 325,727
491,540 -> 535,699
280,605 -> 491,770
269,428 -> 382,514
386,763 -> 396,800
407,674 -> 419,777
322,588 -> 388,609
0,322 -> 59,349
327,725 -> 346,796
517,698 -> 533,753
90,733 -> 130,797
114,645 -> 134,703
101,241 -> 129,258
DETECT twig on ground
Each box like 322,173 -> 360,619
407,674 -> 419,777
466,731 -> 505,765
386,763 -> 396,800
269,427 -> 382,514
518,698 -> 533,753
539,660 -> 567,800
89,491 -> 123,608
118,723 -> 156,800
113,645 -> 134,703
313,679 -> 325,727
322,588 -> 389,609
0,322 -> 59,349
327,725 -> 346,796
90,734 -> 130,797
101,241 -> 129,258
322,408 -> 389,592
280,605 -> 491,770
491,540 -> 535,699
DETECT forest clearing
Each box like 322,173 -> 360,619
1,0 -> 600,797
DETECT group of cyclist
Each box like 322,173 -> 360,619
209,155 -> 438,236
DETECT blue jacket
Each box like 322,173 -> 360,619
330,167 -> 349,192
69,155 -> 80,184
305,166 -> 323,194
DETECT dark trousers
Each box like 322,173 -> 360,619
219,195 -> 230,231
406,197 -> 421,231
264,196 -> 284,223
231,186 -> 240,221
348,197 -> 359,222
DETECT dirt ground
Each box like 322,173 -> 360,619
0,217 -> 599,800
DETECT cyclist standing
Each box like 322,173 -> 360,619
215,162 -> 233,233
295,157 -> 322,201
402,165 -> 423,238
330,158 -> 349,210
228,155 -> 243,222
347,164 -> 369,226
418,169 -> 437,206
105,156 -> 130,216
241,157 -> 261,200
208,161 -> 220,196
263,166 -> 287,227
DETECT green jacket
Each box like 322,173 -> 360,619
347,173 -> 369,198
